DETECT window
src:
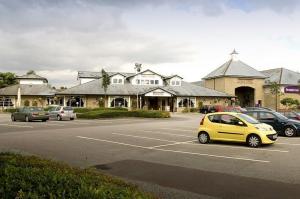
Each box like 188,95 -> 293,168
259,112 -> 275,120
208,115 -> 220,123
113,79 -> 118,84
171,81 -> 175,86
118,79 -> 122,84
155,80 -> 159,85
246,112 -> 258,119
178,98 -> 194,108
136,79 -> 140,84
0,97 -> 14,107
220,114 -> 241,125
150,80 -> 154,85
67,96 -> 84,107
176,81 -> 180,85
111,97 -> 128,107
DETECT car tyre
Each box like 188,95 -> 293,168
198,132 -> 210,144
42,119 -> 47,122
11,115 -> 16,122
247,134 -> 261,148
70,118 -> 74,121
284,126 -> 296,137
25,116 -> 30,122
57,115 -> 62,121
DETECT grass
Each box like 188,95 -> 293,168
77,109 -> 170,119
0,153 -> 155,199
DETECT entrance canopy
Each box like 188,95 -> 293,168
143,88 -> 175,97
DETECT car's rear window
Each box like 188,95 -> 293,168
63,107 -> 73,111
208,115 -> 220,123
28,107 -> 43,112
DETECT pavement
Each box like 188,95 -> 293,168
0,113 -> 300,199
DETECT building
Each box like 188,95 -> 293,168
262,68 -> 300,110
56,64 -> 233,112
0,73 -> 57,108
201,50 -> 300,110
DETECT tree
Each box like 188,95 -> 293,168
269,81 -> 283,111
0,72 -> 17,88
280,98 -> 299,110
101,69 -> 111,107
26,70 -> 36,75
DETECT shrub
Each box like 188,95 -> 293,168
24,100 -> 30,107
181,107 -> 199,113
77,110 -> 170,119
74,107 -> 128,113
3,108 -> 17,113
0,153 -> 154,199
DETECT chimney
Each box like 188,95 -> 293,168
134,63 -> 142,73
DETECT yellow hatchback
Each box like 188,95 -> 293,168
198,112 -> 278,147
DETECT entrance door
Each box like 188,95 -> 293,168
235,86 -> 255,107
148,97 -> 159,110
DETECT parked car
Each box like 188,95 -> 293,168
280,111 -> 300,121
244,110 -> 300,137
48,106 -> 76,121
223,106 -> 247,113
198,112 -> 277,147
245,107 -> 275,111
11,107 -> 49,122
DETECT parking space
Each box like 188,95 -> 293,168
1,113 -> 300,198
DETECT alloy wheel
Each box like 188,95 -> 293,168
198,133 -> 209,144
248,135 -> 260,147
285,127 -> 295,137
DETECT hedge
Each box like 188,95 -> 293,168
0,153 -> 154,199
74,107 -> 128,113
77,110 -> 170,119
1,108 -> 17,113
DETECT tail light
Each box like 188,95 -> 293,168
200,117 -> 205,125
61,111 -> 64,114
297,116 -> 300,120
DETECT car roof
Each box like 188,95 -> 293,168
206,112 -> 240,116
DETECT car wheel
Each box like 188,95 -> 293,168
11,115 -> 16,122
247,134 -> 261,148
70,118 -> 74,121
198,132 -> 210,144
284,127 -> 296,137
42,120 -> 47,122
57,115 -> 62,121
25,116 -> 29,122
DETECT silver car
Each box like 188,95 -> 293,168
48,106 -> 76,121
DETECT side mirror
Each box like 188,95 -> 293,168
238,121 -> 246,126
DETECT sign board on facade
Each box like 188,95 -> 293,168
145,89 -> 172,97
284,86 -> 300,93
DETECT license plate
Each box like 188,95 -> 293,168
39,113 -> 44,116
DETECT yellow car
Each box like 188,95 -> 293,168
198,112 -> 277,147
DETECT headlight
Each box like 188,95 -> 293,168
255,127 -> 272,131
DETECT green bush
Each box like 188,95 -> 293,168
181,108 -> 199,113
24,100 -> 30,107
0,153 -> 154,199
77,110 -> 170,119
74,107 -> 128,113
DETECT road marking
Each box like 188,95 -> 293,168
276,142 -> 300,146
183,142 -> 289,153
112,133 -> 178,143
0,123 -> 33,128
150,140 -> 197,149
76,136 -> 270,163
50,121 -> 90,125
141,130 -> 195,138
160,128 -> 193,132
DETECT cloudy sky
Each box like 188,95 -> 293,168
1,0 -> 300,87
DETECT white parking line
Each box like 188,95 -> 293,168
0,123 -> 33,128
160,128 -> 193,132
182,142 -> 289,153
112,133 -> 178,143
276,142 -> 300,146
150,140 -> 197,149
76,136 -> 270,163
141,130 -> 195,138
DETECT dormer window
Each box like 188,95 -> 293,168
171,80 -> 181,86
112,78 -> 123,84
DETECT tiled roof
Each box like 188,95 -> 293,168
262,68 -> 300,85
204,59 -> 266,79
78,71 -> 135,79
57,79 -> 232,97
16,74 -> 48,82
0,84 -> 56,96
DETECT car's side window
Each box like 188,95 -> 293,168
208,115 -> 220,123
220,114 -> 241,126
260,112 -> 275,120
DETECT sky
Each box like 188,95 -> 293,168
1,0 -> 300,87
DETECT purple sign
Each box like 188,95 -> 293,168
284,86 -> 300,93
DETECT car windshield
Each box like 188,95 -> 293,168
238,113 -> 260,124
28,107 -> 43,112
273,112 -> 289,120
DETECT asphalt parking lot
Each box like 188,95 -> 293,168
1,113 -> 300,199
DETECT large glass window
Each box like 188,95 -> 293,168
0,97 -> 14,107
67,96 -> 85,107
178,98 -> 194,108
111,97 -> 128,107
